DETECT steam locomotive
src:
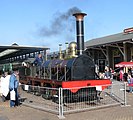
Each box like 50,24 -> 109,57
16,51 -> 110,103
18,13 -> 111,102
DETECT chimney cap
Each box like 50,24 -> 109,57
73,13 -> 87,20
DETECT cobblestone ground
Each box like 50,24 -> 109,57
0,89 -> 133,120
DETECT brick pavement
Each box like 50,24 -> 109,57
0,92 -> 133,120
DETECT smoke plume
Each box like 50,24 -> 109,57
39,7 -> 81,37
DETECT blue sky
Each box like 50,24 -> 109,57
0,0 -> 133,52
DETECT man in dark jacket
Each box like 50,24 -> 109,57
33,54 -> 43,76
33,54 -> 43,66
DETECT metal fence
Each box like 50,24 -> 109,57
18,85 -> 59,114
18,82 -> 127,119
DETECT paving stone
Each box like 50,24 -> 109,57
0,85 -> 133,120
0,116 -> 9,120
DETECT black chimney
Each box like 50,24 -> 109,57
73,13 -> 87,55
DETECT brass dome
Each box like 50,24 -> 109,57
68,42 -> 77,58
69,42 -> 77,48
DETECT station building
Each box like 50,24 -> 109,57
85,27 -> 133,72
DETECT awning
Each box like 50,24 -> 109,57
0,44 -> 49,63
115,62 -> 133,67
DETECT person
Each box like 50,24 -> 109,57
1,71 -> 10,102
33,54 -> 43,77
119,68 -> 124,81
33,54 -> 43,66
110,68 -> 114,79
128,74 -> 133,93
104,66 -> 111,79
98,72 -> 104,79
104,69 -> 111,79
9,68 -> 19,107
130,67 -> 133,76
123,72 -> 128,82
0,72 -> 6,102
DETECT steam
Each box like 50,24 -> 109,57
39,7 -> 81,37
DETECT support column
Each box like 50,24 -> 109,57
106,46 -> 109,66
123,42 -> 127,61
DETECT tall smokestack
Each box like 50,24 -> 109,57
73,13 -> 87,55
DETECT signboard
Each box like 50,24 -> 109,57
124,27 -> 133,34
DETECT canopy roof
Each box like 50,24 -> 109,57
0,44 -> 49,62
115,62 -> 133,67
85,32 -> 133,48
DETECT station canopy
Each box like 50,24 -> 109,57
0,43 -> 49,62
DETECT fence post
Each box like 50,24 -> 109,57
124,82 -> 127,106
58,88 -> 65,119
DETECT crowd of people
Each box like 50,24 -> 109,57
96,66 -> 113,79
0,53 -> 43,108
0,68 -> 19,107
113,67 -> 133,93
97,65 -> 133,93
